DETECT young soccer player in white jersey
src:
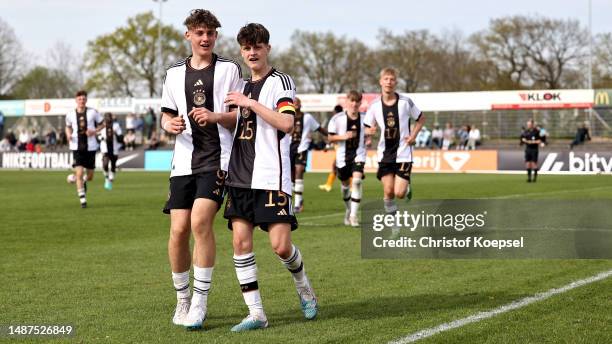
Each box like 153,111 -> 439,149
159,9 -> 242,330
65,90 -> 104,208
364,68 -> 426,226
219,23 -> 318,332
291,97 -> 327,213
99,112 -> 122,190
328,91 -> 367,227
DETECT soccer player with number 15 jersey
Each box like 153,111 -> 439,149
221,23 -> 318,332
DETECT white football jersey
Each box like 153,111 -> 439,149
226,68 -> 296,195
292,112 -> 320,153
100,122 -> 123,155
327,111 -> 367,168
364,94 -> 422,163
65,107 -> 103,152
161,54 -> 242,177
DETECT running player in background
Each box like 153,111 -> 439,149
318,104 -> 343,192
364,68 -> 425,232
520,119 -> 541,183
65,90 -> 104,208
327,91 -> 367,227
291,97 -> 328,213
100,112 -> 122,190
222,22 -> 318,332
160,9 -> 243,330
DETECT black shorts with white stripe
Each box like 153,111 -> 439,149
337,162 -> 365,181
224,187 -> 298,231
376,162 -> 412,181
163,169 -> 227,214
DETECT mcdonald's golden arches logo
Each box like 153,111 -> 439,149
594,90 -> 610,107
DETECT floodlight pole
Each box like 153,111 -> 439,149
153,0 -> 168,96
588,0 -> 593,131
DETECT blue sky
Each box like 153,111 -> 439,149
1,0 -> 611,57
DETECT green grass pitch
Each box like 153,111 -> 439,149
0,171 -> 611,343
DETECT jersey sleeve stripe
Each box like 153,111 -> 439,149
282,74 -> 294,91
167,57 -> 187,70
161,107 -> 179,116
272,71 -> 294,91
218,56 -> 243,78
276,72 -> 288,90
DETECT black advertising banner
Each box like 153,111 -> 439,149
497,150 -> 612,173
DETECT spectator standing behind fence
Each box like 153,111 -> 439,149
431,124 -> 443,149
0,110 -> 4,137
58,130 -> 68,147
125,113 -> 136,132
537,125 -> 547,147
145,107 -> 157,141
135,114 -> 144,144
442,122 -> 455,150
124,129 -> 136,151
46,129 -> 57,151
415,125 -> 431,148
18,129 -> 30,151
467,125 -> 481,150
457,125 -> 469,150
569,122 -> 591,150
0,134 -> 13,152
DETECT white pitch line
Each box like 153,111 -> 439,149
490,185 -> 612,199
298,212 -> 344,221
389,269 -> 612,344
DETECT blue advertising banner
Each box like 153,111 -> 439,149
0,100 -> 25,117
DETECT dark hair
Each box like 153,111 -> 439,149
334,104 -> 343,113
346,90 -> 362,102
75,90 -> 87,98
184,9 -> 221,30
237,23 -> 270,46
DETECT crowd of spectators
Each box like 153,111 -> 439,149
0,108 -> 164,153
415,122 -> 482,150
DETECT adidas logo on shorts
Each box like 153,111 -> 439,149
277,209 -> 288,216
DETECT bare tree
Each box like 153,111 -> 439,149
0,18 -> 26,96
521,16 -> 587,89
375,29 -> 438,92
471,17 -> 531,89
285,31 -> 372,93
46,41 -> 85,89
594,33 -> 612,88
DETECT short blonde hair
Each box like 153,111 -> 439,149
380,67 -> 398,79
